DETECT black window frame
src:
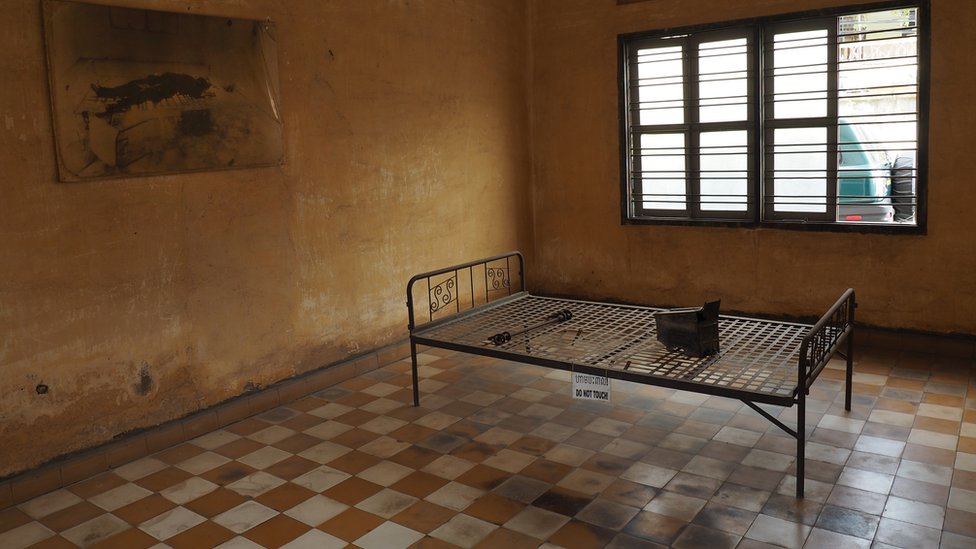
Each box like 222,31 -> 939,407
617,0 -> 929,234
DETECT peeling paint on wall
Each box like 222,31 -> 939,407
0,0 -> 531,478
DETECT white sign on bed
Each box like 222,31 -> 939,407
572,372 -> 610,402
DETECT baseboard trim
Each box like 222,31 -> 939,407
858,325 -> 976,359
0,339 -> 411,509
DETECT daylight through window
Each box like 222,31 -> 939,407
620,3 -> 925,229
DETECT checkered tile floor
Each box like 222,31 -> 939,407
2,346 -> 976,548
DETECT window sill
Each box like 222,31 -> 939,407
622,216 -> 926,235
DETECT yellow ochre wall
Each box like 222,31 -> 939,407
529,0 -> 976,331
0,0 -> 531,477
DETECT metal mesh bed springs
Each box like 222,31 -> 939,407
405,252 -> 855,498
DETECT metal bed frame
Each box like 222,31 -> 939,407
406,251 -> 855,498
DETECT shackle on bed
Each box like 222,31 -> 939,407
488,308 -> 573,346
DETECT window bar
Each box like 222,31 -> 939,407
688,37 -> 700,217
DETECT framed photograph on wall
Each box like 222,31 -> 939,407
42,0 -> 284,181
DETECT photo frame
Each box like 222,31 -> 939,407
42,0 -> 284,181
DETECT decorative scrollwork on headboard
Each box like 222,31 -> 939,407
487,266 -> 510,291
430,277 -> 457,314
407,252 -> 524,331
800,289 -> 855,379
807,299 -> 849,368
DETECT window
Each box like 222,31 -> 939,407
619,2 -> 926,230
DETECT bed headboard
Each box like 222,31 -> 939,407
407,251 -> 525,332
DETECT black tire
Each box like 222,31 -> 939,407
890,154 -> 914,221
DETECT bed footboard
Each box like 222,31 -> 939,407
799,288 -> 856,400
795,287 -> 856,498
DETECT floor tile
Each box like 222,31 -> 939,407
503,505 -> 569,540
802,527 -> 871,549
0,521 -> 55,549
241,514 -> 309,547
0,504 -> 31,534
430,514 -> 497,548
873,517 -> 941,548
86,526 -> 158,549
532,486 -> 591,517
815,504 -> 880,539
548,519 -> 617,549
174,488 -> 242,519
358,462 -> 414,486
278,528 -> 346,549
112,494 -> 178,525
620,462 -> 677,488
761,493 -> 823,526
18,490 -> 83,520
359,436 -> 412,459
392,500 -> 456,533
327,449 -> 382,473
155,444 -> 207,466
226,471 -> 285,498
281,494 -> 347,526
426,481 -> 484,511
622,510 -> 687,546
322,477 -> 382,505
199,462 -> 257,487
356,488 -> 418,519
174,451 -> 232,475
112,458 -> 172,484
693,501 -> 757,536
391,471 -> 449,498
6,347 -> 976,549
671,523 -> 740,549
491,475 -> 550,504
165,520 -> 235,549
556,468 -> 615,496
254,482 -> 316,512
455,465 -> 509,493
247,425 -> 298,446
291,465 -> 349,493
37,502 -> 105,533
262,456 -> 320,481
212,501 -> 277,534
319,507 -> 384,541
24,532 -> 73,549
61,514 -> 131,546
160,477 -> 219,505
214,535 -> 266,548
643,490 -> 706,521
237,446 -> 292,470
576,498 -> 640,530
134,468 -> 193,493
882,495 -> 945,529
462,493 -> 524,525
825,485 -> 886,516
272,432 -> 322,454
139,506 -> 207,540
215,439 -> 267,460
665,471 -> 722,499
745,513 -> 812,549
836,468 -> 893,494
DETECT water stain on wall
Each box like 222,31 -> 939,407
134,362 -> 154,396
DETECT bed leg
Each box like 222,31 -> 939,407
410,341 -> 420,407
797,388 -> 806,499
845,332 -> 854,412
